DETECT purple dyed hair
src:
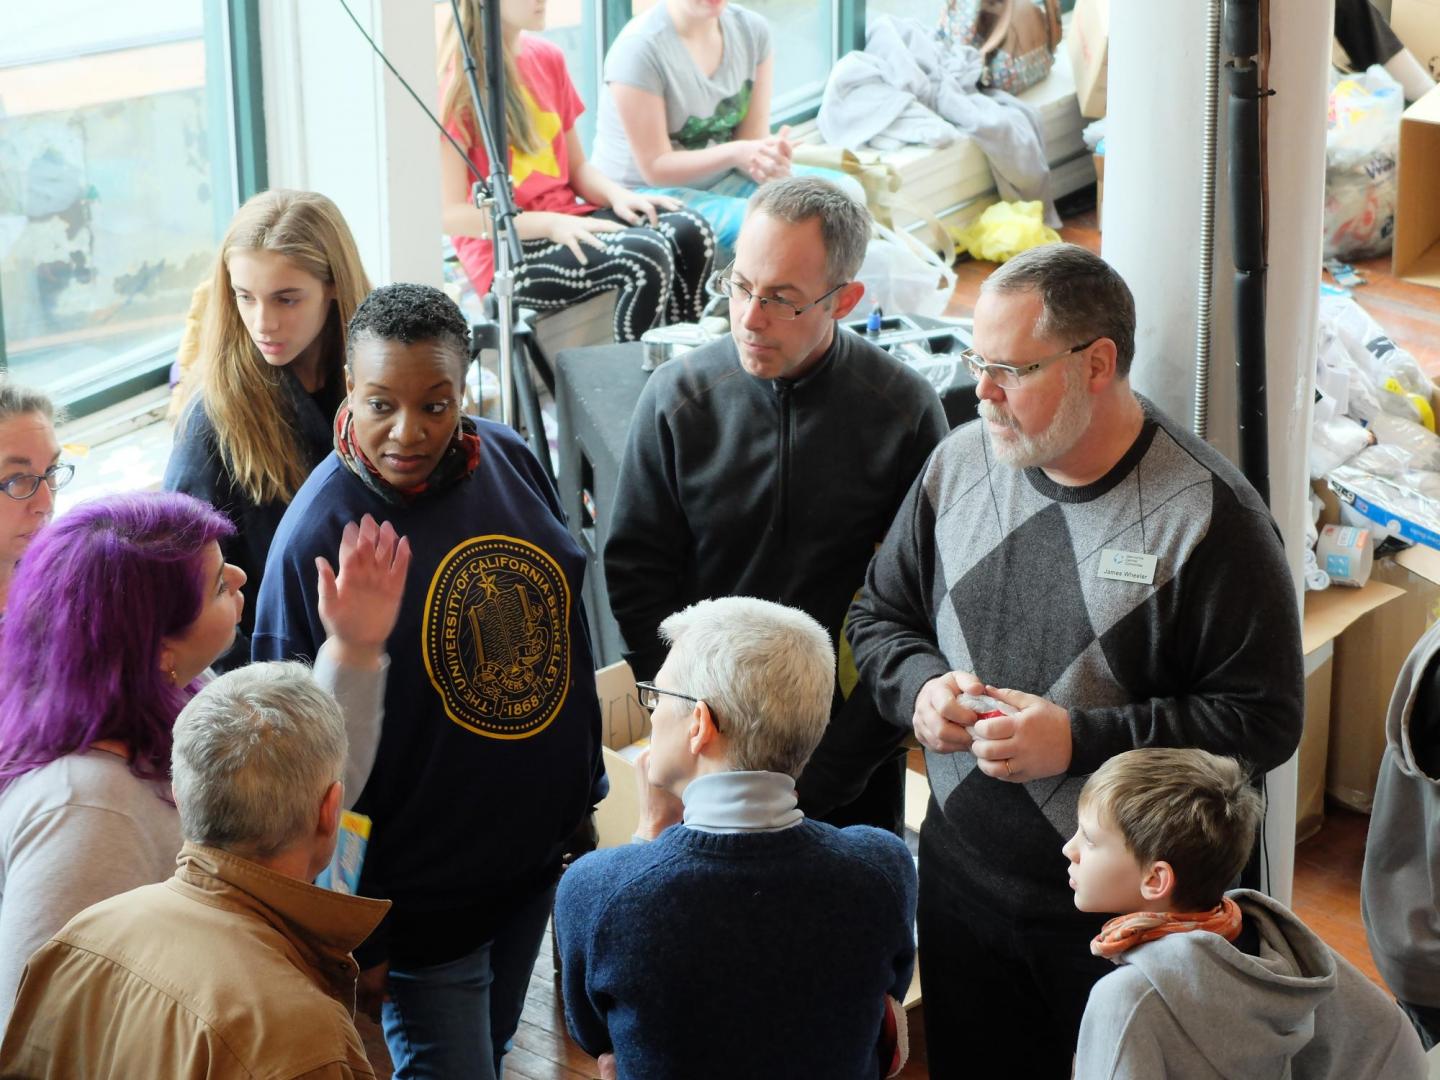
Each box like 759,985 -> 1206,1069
0,492 -> 235,790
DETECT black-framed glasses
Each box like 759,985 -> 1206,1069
0,462 -> 75,501
707,264 -> 846,321
635,680 -> 722,733
960,338 -> 1099,390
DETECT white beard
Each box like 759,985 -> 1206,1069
979,363 -> 1094,469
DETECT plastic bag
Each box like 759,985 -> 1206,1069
1365,412 -> 1440,472
856,222 -> 958,318
1323,66 -> 1404,260
1310,414 -> 1374,478
1317,291 -> 1435,426
950,200 -> 1062,264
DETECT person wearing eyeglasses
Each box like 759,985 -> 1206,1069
604,176 -> 947,837
555,596 -> 916,1080
846,242 -> 1304,1079
0,383 -> 71,614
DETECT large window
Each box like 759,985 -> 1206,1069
0,2 -> 255,415
744,0 -> 840,116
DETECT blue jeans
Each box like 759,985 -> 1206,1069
381,883 -> 557,1080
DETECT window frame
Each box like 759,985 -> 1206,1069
0,0 -> 267,419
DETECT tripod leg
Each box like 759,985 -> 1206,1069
511,334 -> 556,488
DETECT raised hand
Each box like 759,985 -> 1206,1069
316,514 -> 412,668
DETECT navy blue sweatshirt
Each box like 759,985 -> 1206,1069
555,820 -> 917,1080
253,420 -> 605,967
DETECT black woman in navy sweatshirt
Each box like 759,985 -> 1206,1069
253,283 -> 605,1080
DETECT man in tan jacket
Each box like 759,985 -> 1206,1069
0,661 -> 389,1078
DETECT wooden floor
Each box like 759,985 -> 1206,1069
356,206 -> 1437,1078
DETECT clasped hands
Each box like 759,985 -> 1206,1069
736,125 -> 793,184
912,671 -> 1072,782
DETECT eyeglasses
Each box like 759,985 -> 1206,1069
707,264 -> 846,321
635,680 -> 722,734
0,463 -> 75,501
961,339 -> 1098,390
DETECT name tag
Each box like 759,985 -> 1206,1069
1098,548 -> 1158,585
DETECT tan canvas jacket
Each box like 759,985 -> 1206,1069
0,842 -> 389,1079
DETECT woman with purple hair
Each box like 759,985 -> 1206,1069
0,491 -> 410,1027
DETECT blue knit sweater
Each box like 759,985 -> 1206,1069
554,818 -> 916,1079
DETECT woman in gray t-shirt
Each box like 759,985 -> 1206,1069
593,0 -> 857,251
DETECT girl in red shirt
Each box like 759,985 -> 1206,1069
440,0 -> 715,343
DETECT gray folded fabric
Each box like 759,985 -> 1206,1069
820,15 -> 1057,225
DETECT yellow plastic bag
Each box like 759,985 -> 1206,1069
950,200 -> 1062,263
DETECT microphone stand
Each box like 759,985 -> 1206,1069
449,0 -> 547,470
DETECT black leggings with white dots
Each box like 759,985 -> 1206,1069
512,208 -> 715,343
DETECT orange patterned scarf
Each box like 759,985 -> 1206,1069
1090,896 -> 1243,960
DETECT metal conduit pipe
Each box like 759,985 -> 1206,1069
1226,0 -> 1271,506
1194,0 -> 1223,441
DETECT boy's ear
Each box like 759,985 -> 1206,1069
1140,860 -> 1177,906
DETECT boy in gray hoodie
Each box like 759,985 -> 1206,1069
1364,618 -> 1440,1050
1067,748 -> 1426,1080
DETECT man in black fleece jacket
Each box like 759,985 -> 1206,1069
604,177 -> 948,832
847,244 -> 1304,1078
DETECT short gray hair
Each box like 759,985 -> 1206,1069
980,243 -> 1137,376
658,597 -> 834,778
0,381 -> 60,424
172,661 -> 347,858
747,176 -> 870,285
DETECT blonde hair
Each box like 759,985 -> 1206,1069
1080,748 -> 1263,911
438,0 -> 542,159
186,189 -> 370,506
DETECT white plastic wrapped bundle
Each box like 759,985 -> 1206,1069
1324,66 -> 1405,260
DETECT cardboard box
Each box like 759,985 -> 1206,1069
1066,0 -> 1109,118
1330,467 -> 1440,548
1392,0 -> 1440,82
1329,557 -> 1440,810
1299,578 -> 1406,835
1297,648 -> 1334,843
593,660 -> 652,849
1394,85 -> 1440,290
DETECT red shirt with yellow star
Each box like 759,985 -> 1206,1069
446,35 -> 600,295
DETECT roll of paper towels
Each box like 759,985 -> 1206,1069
1316,524 -> 1373,587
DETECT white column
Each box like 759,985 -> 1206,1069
258,0 -> 443,287
1102,0 -> 1335,905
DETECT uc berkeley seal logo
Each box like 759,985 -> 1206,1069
422,535 -> 571,739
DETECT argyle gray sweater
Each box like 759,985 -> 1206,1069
848,398 -> 1304,921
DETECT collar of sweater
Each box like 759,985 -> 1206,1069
681,770 -> 804,833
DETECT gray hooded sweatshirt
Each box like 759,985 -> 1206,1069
1074,889 -> 1426,1080
1363,618 -> 1440,1009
